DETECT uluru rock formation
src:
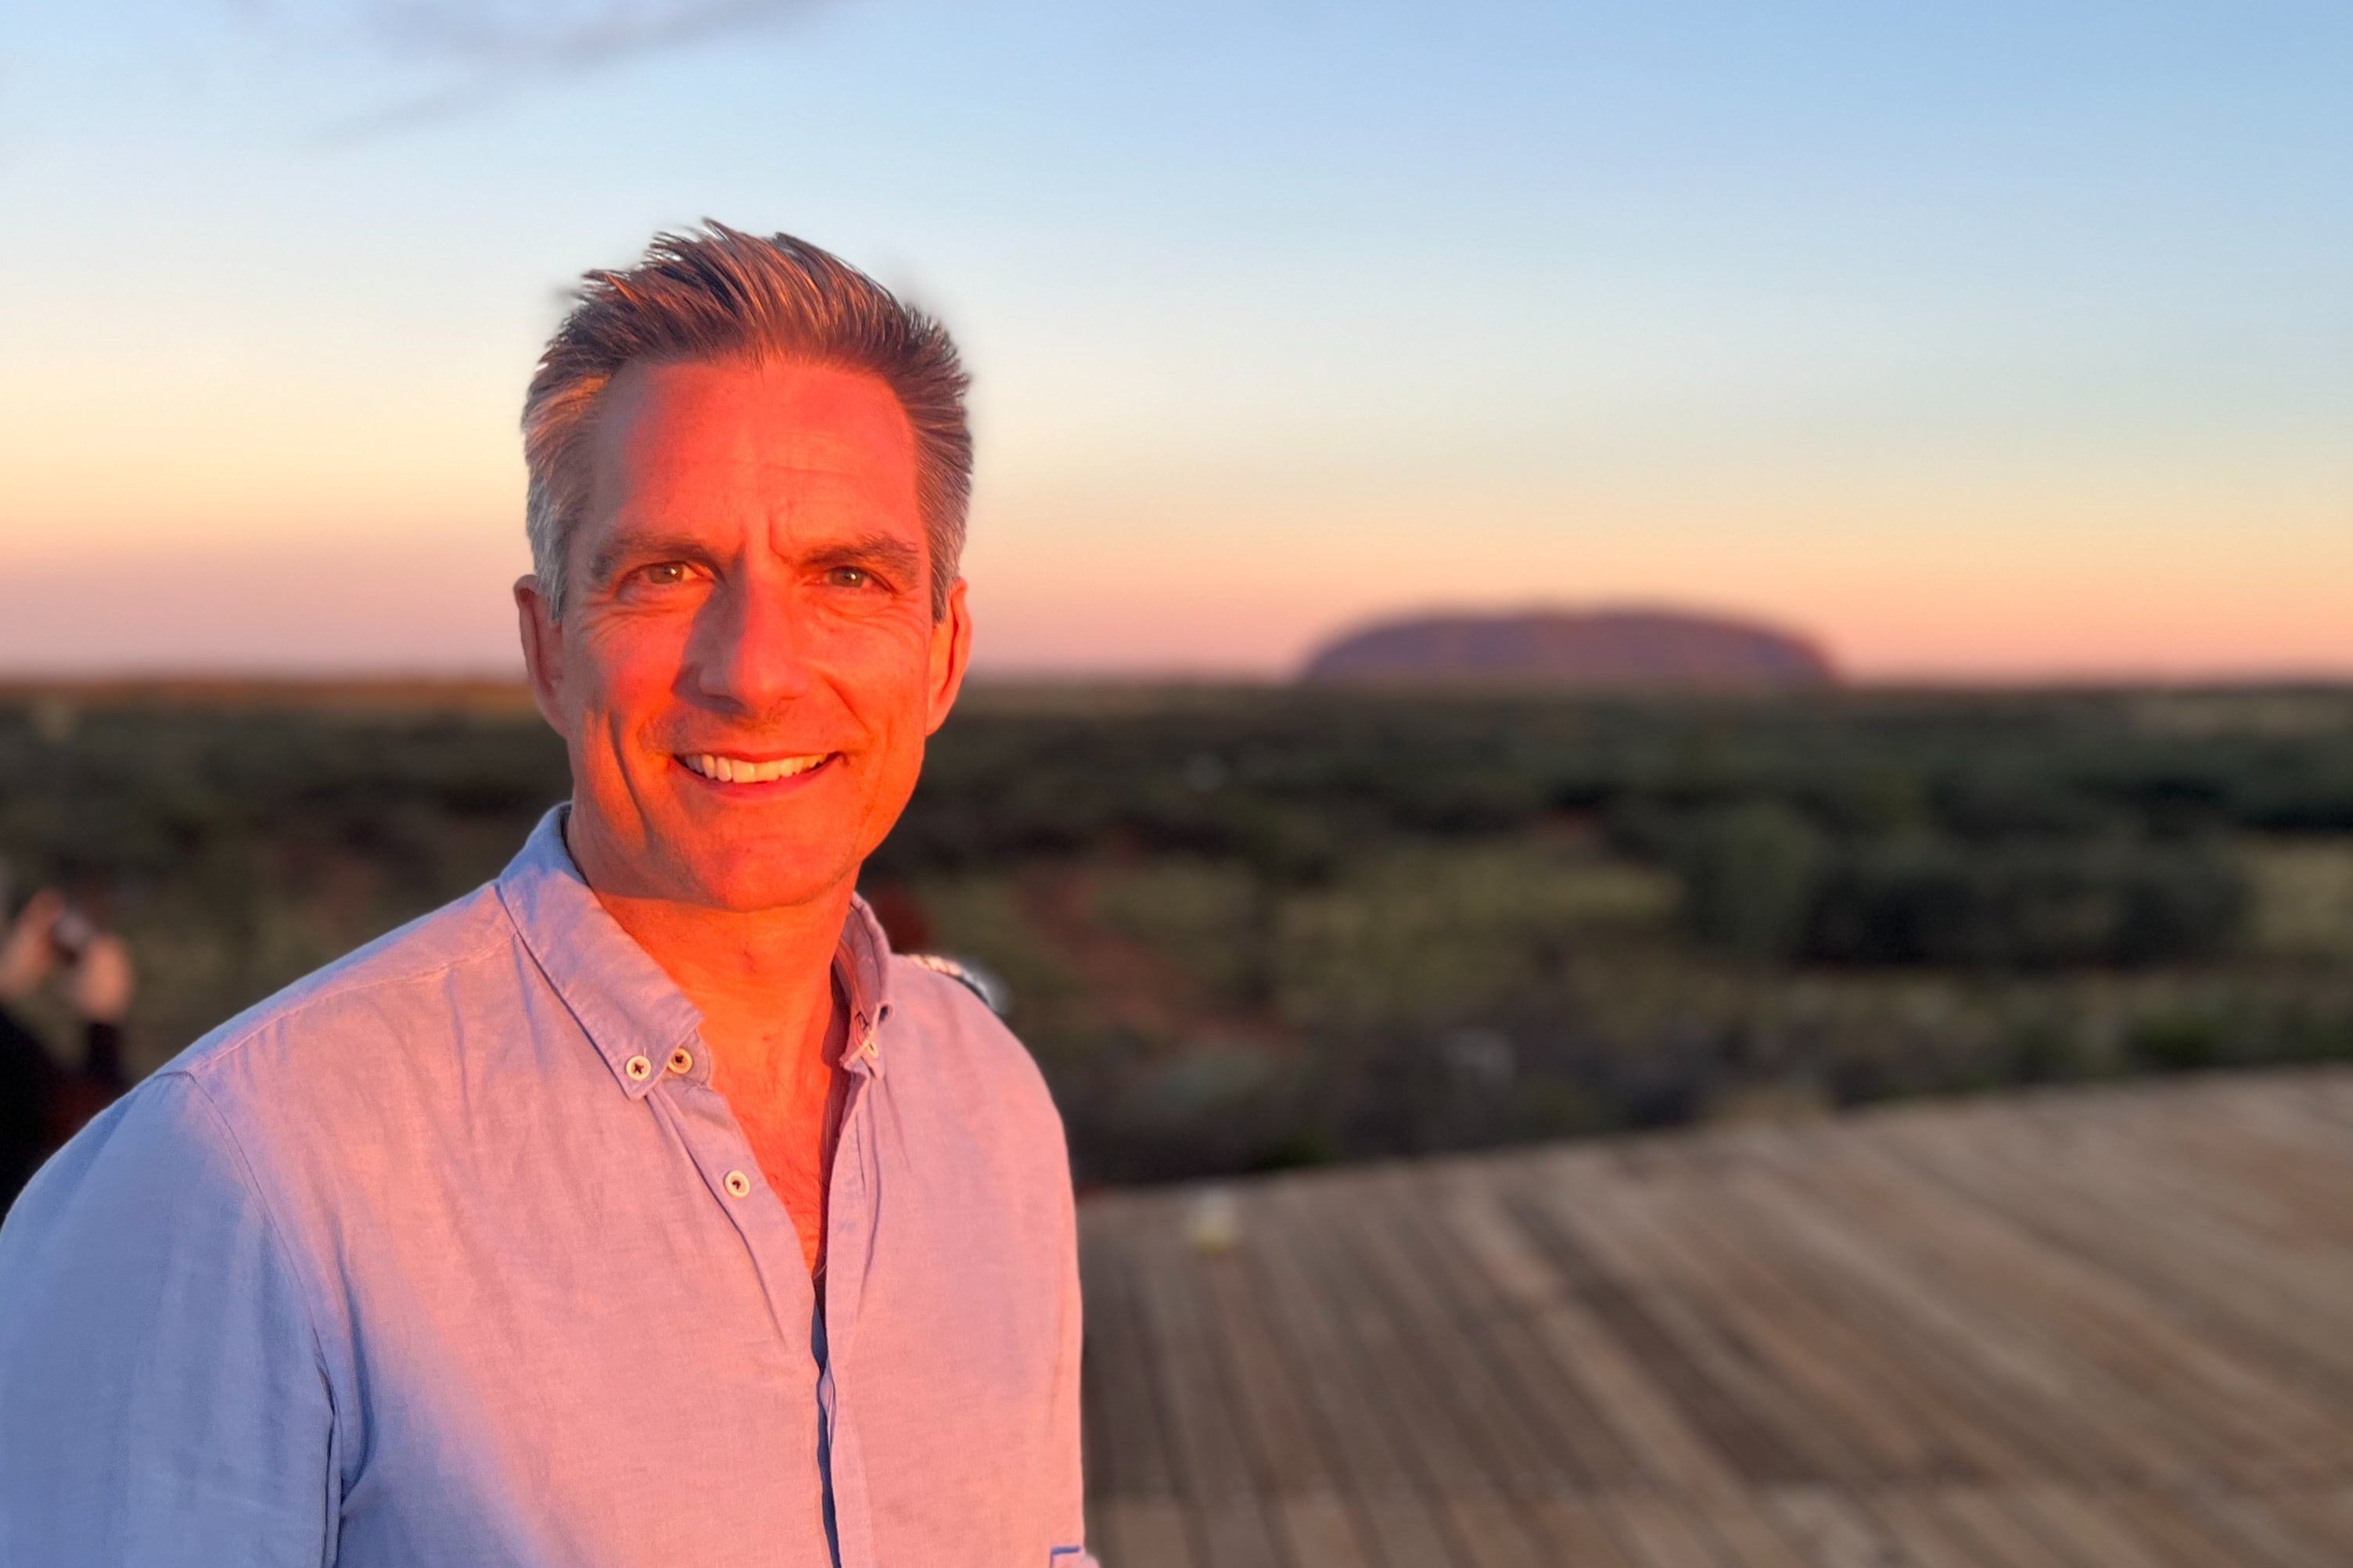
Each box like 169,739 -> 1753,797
1300,608 -> 1837,690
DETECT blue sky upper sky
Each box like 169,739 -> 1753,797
2,0 -> 2347,676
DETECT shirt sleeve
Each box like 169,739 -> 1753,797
0,1071 -> 338,1567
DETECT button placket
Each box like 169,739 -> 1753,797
815,1080 -> 878,1568
660,1089 -> 806,1315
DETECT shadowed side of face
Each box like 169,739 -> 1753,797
517,358 -> 972,912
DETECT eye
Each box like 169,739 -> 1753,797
825,566 -> 874,590
637,562 -> 692,587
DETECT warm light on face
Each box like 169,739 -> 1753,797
517,358 -> 971,913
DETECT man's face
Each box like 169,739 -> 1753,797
517,357 -> 971,913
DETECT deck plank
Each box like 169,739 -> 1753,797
1248,1182 -> 1468,1567
1403,1167 -> 1647,1489
1767,1487 -> 1936,1568
1289,1180 -> 1562,1566
1887,1107 -> 2353,1441
1545,1166 -> 1881,1486
1752,1136 -> 2243,1481
1694,1492 -> 1815,1568
2013,1485 -> 2172,1568
1128,1211 -> 1287,1568
1195,1220 -> 1380,1568
1338,1169 -> 1567,1501
1507,1182 -> 1829,1486
1078,1212 -> 1183,1504
1924,1488 -> 2080,1568
1528,1495 -> 1644,1567
1618,1164 -> 1981,1484
1866,1491 -> 2025,1568
1078,1071 -> 2353,1568
1442,1178 -> 1740,1495
1719,1164 -> 2122,1487
1271,1495 -> 1370,1568
1606,1492 -> 1734,1568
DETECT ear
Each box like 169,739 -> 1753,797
925,577 -> 973,736
514,575 -> 570,737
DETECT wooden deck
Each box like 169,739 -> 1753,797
1078,1068 -> 2353,1566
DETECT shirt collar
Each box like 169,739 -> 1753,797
496,807 -> 898,1097
835,892 -> 896,1079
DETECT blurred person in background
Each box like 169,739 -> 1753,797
0,227 -> 1092,1568
0,888 -> 133,1211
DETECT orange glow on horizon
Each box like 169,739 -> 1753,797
3,530 -> 2343,684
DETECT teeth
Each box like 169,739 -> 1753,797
683,752 -> 828,784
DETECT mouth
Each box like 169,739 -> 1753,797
675,751 -> 837,787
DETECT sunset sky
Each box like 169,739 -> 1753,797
2,1 -> 2347,680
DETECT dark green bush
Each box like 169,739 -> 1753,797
1676,800 -> 1824,961
1804,839 -> 2247,969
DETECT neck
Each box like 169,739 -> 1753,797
569,822 -> 853,1089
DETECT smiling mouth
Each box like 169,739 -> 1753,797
677,752 -> 835,784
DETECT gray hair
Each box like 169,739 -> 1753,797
522,223 -> 972,619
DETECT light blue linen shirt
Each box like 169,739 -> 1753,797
0,809 -> 1095,1567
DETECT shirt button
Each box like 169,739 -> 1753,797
667,1047 -> 693,1075
624,1055 -> 653,1082
724,1170 -> 753,1199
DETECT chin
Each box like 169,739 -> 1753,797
573,762 -> 882,913
674,843 -> 856,914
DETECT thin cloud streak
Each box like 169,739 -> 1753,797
364,0 -> 829,72
310,0 -> 839,138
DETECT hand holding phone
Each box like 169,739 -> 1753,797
1,889 -> 66,1002
49,906 -> 95,963
66,933 -> 135,1026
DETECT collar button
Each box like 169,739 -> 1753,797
624,1054 -> 653,1082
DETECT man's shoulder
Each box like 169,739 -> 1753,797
896,952 -> 1009,1016
884,954 -> 1059,1128
166,882 -> 522,1091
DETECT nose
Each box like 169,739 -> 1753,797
688,568 -> 815,717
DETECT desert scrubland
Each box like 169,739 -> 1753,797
5,682 -> 2350,1185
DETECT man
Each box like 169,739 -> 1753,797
0,226 -> 1096,1567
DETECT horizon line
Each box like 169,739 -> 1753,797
6,667 -> 2353,698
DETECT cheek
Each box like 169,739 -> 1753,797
814,615 -> 932,705
864,644 -> 941,748
864,673 -> 936,802
572,617 -> 689,726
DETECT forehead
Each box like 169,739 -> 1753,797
586,357 -> 920,526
